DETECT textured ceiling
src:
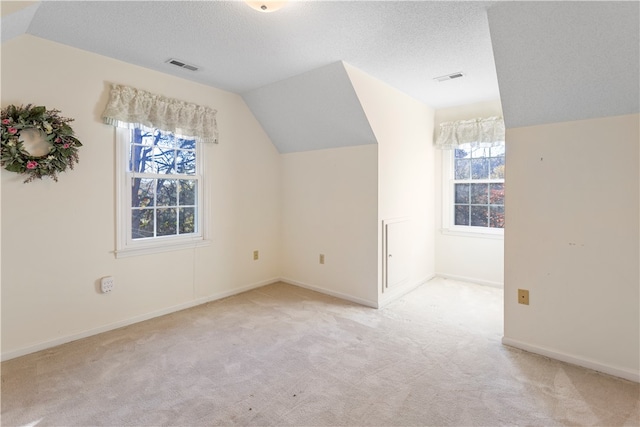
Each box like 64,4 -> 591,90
1,0 -> 500,109
3,1 -> 637,142
488,1 -> 640,128
243,62 -> 376,153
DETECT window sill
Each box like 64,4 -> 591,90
440,228 -> 504,240
115,238 -> 211,258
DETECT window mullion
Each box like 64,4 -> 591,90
449,142 -> 505,232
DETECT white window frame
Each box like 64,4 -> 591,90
441,143 -> 504,239
115,127 -> 210,258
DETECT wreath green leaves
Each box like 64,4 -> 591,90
1,104 -> 82,183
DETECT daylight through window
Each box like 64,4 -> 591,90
116,126 -> 205,256
452,143 -> 505,229
128,127 -> 199,239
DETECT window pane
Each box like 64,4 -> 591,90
490,144 -> 505,157
137,133 -> 156,146
455,184 -> 470,204
470,205 -> 489,227
123,127 -> 201,249
132,209 -> 154,239
470,183 -> 489,204
179,179 -> 196,206
455,159 -> 470,180
450,141 -> 505,231
153,147 -> 176,174
156,208 -> 177,236
455,205 -> 469,226
179,207 -> 195,234
471,146 -> 491,158
490,206 -> 505,228
490,183 -> 505,205
131,145 -> 154,173
177,138 -> 196,150
156,132 -> 177,148
454,148 -> 471,159
157,179 -> 177,206
471,158 -> 489,179
132,178 -> 155,207
176,150 -> 196,175
490,157 -> 505,179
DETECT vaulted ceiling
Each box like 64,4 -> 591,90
2,1 -> 639,153
2,1 -> 500,109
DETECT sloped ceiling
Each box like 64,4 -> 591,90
488,1 -> 640,129
1,1 -> 499,110
0,1 -> 39,40
243,62 -> 376,154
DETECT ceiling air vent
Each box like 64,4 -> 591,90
433,72 -> 465,82
166,58 -> 199,71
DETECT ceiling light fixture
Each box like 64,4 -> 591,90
245,1 -> 287,13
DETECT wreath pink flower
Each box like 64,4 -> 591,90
1,104 -> 83,183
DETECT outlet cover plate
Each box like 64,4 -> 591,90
518,289 -> 529,305
101,276 -> 114,293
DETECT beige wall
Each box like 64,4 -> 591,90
1,35 -> 282,358
503,114 -> 639,381
280,145 -> 379,306
345,64 -> 436,305
434,100 -> 504,286
279,64 -> 437,308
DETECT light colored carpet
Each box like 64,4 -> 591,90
2,278 -> 638,426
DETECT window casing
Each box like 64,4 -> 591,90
116,127 -> 208,257
442,142 -> 505,237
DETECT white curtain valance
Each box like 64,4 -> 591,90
102,84 -> 218,143
435,116 -> 504,149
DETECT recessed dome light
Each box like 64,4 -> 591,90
246,1 -> 288,13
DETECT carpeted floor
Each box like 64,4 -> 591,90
2,278 -> 639,426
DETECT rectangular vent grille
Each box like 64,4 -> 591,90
166,58 -> 199,71
434,72 -> 465,82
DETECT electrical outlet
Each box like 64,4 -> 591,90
518,289 -> 529,305
101,276 -> 115,293
253,250 -> 259,260
319,254 -> 325,264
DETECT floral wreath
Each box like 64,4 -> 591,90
1,104 -> 82,183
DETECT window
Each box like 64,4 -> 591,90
443,142 -> 505,234
116,126 -> 207,257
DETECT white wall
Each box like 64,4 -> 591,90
434,100 -> 504,286
1,35 -> 281,359
280,145 -> 379,306
345,64 -> 436,306
503,114 -> 639,381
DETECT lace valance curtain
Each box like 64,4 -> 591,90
102,84 -> 218,143
435,116 -> 504,149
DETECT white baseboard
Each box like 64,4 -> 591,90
279,277 -> 379,308
1,277 -> 281,362
436,273 -> 503,288
378,274 -> 435,308
502,337 -> 639,383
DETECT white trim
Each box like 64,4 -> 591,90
1,277 -> 280,362
440,227 -> 504,240
502,337 -> 639,383
381,216 -> 411,293
436,273 -> 503,289
115,238 -> 211,258
279,277 -> 379,308
441,144 -> 505,234
378,275 -> 435,308
115,127 -> 208,257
